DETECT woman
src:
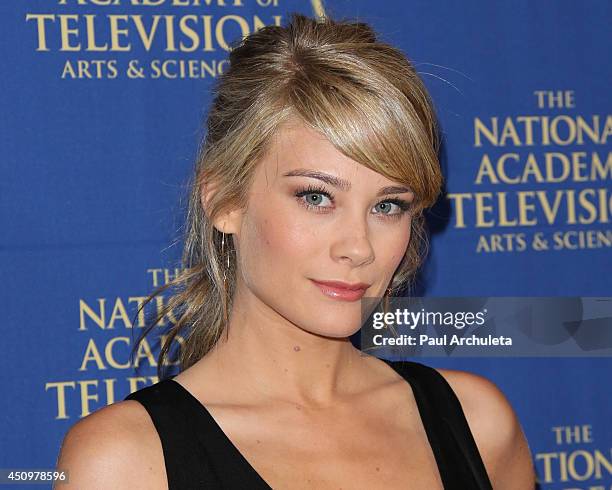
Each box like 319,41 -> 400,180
56,12 -> 535,489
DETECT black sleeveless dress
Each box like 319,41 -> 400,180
124,359 -> 493,489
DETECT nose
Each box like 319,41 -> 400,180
329,213 -> 375,267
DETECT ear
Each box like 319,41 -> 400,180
201,180 -> 242,235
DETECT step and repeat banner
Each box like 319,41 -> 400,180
1,1 -> 610,488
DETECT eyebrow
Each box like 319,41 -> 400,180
282,168 -> 413,196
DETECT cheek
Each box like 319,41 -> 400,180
237,202 -> 318,283
378,220 -> 413,271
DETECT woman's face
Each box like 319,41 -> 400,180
226,118 -> 415,338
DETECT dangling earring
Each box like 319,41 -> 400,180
221,231 -> 228,284
382,286 -> 393,317
221,231 -> 232,281
220,231 -> 231,332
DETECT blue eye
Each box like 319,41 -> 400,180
294,184 -> 335,212
373,200 -> 412,218
303,192 -> 333,207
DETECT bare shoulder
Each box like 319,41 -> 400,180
55,400 -> 166,490
434,367 -> 536,490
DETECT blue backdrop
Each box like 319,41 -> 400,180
2,1 -> 610,488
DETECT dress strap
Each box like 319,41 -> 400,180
382,359 -> 494,490
125,379 -> 217,489
126,378 -> 273,489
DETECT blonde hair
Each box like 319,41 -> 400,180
132,12 -> 443,379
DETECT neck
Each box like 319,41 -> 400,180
192,281 -> 369,407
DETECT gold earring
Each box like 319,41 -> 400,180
220,231 -> 231,331
221,231 -> 231,282
382,285 -> 394,317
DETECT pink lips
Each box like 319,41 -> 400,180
310,279 -> 370,301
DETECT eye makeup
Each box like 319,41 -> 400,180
293,184 -> 413,221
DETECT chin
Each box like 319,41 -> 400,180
299,319 -> 363,340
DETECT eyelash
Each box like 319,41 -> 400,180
293,184 -> 413,221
